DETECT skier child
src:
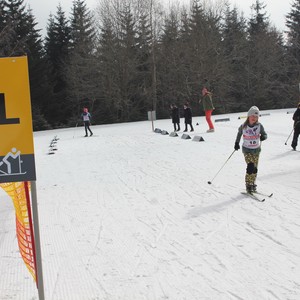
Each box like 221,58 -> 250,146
81,107 -> 93,137
291,102 -> 300,150
234,106 -> 267,193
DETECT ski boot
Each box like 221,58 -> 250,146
246,184 -> 254,193
253,184 -> 257,192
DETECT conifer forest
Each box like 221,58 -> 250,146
1,0 -> 300,130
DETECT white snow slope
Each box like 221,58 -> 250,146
0,109 -> 299,300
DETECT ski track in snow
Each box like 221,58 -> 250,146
0,109 -> 300,299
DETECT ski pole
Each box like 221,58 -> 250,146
284,128 -> 294,145
207,150 -> 236,184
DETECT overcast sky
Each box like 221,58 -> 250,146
24,0 -> 292,36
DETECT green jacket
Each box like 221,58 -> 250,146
202,94 -> 214,111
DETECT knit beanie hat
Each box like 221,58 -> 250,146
247,106 -> 259,117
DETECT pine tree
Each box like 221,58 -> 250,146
177,8 -> 193,102
246,0 -> 287,109
246,1 -> 276,107
285,0 -> 300,104
96,17 -> 120,123
0,1 -> 4,26
117,3 -> 139,121
222,6 -> 248,112
135,12 -> 152,120
66,0 -> 97,125
188,0 -> 223,109
0,1 -> 43,61
25,7 -> 52,130
44,5 -> 72,126
248,0 -> 269,37
158,7 -> 186,112
136,13 -> 151,75
0,1 -> 15,56
2,0 -> 36,56
286,0 -> 300,60
1,0 -> 51,130
45,5 -> 71,72
70,0 -> 95,55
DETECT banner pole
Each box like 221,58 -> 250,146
31,181 -> 45,300
24,182 -> 38,285
151,111 -> 154,132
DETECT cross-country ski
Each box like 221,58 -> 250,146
241,191 -> 265,202
253,191 -> 273,198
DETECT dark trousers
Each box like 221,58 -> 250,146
173,123 -> 180,131
184,122 -> 194,131
292,125 -> 300,149
84,121 -> 93,135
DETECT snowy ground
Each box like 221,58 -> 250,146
0,108 -> 299,300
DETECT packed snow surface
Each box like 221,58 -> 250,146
0,109 -> 299,299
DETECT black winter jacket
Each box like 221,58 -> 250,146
293,108 -> 300,129
184,107 -> 192,124
171,107 -> 180,124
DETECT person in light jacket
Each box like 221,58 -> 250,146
81,107 -> 93,137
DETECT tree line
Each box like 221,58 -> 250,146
1,0 -> 300,130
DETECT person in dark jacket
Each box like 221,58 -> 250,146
234,106 -> 267,193
183,103 -> 194,132
291,102 -> 300,150
170,104 -> 180,131
81,107 -> 93,137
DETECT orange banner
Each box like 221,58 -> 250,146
0,182 -> 36,282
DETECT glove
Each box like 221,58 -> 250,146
260,135 -> 266,141
234,142 -> 240,151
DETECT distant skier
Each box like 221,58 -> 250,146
183,102 -> 194,132
199,79 -> 215,132
234,106 -> 267,193
170,104 -> 180,131
81,107 -> 93,137
291,102 -> 300,150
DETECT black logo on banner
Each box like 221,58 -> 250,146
0,93 -> 20,125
